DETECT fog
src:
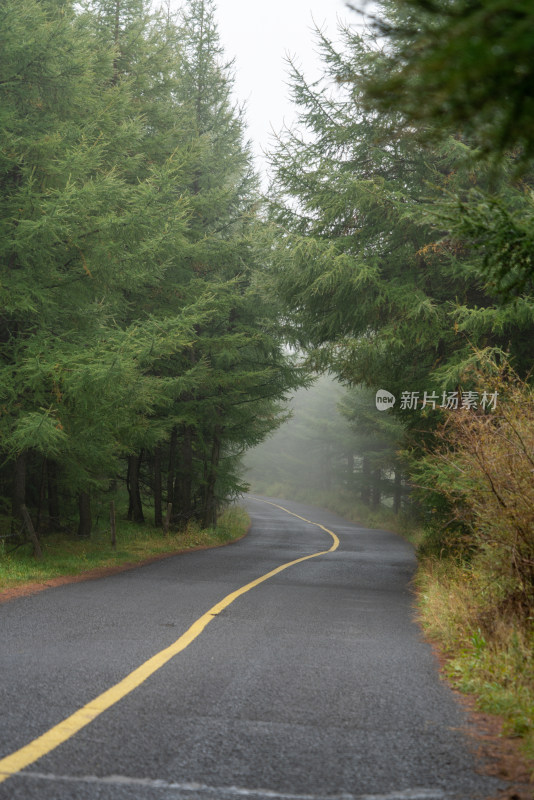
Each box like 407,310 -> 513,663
244,375 -> 406,514
244,374 -> 348,496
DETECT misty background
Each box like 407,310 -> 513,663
243,376 -> 408,523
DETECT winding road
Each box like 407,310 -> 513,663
0,496 -> 509,799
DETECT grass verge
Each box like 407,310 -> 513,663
0,505 -> 250,593
415,556 -> 534,773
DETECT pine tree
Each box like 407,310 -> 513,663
265,20 -> 534,528
355,0 -> 534,298
0,0 -> 306,545
0,0 -> 192,538
77,0 -> 306,529
0,0 -> 125,533
141,0 -> 305,528
267,23 -> 534,398
360,0 -> 534,165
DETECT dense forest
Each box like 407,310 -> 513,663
0,0 -> 307,546
249,0 -> 534,569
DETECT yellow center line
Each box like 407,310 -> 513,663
0,498 -> 339,784
250,497 -> 340,550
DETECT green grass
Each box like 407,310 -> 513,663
0,505 -> 250,592
415,556 -> 534,771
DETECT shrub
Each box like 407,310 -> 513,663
415,358 -> 534,620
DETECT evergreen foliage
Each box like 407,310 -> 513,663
0,0 -> 303,550
356,0 -> 534,298
268,24 -> 534,393
360,0 -> 534,165
266,15 -> 534,526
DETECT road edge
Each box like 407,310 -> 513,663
0,518 -> 252,606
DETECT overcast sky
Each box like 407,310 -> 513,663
171,0 -> 354,182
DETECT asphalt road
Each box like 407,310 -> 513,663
0,495 -> 509,800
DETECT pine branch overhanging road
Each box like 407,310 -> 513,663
0,496 -> 509,799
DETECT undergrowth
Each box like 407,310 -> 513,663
416,557 -> 534,768
414,359 -> 534,772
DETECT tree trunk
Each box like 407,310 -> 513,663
21,504 -> 43,560
202,427 -> 221,529
13,452 -> 43,558
361,455 -> 371,506
371,468 -> 381,510
36,457 -> 47,534
174,425 -> 193,523
393,468 -> 402,514
127,451 -> 145,523
12,451 -> 27,524
47,460 -> 60,530
167,426 -> 178,509
110,501 -> 116,550
153,446 -> 163,527
77,491 -> 92,539
163,502 -> 172,536
346,450 -> 354,488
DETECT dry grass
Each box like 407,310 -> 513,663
416,550 -> 534,768
417,364 -> 534,611
413,359 -> 534,770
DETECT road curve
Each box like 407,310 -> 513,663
0,495 -> 508,799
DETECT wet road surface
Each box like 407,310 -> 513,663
0,495 -> 508,799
